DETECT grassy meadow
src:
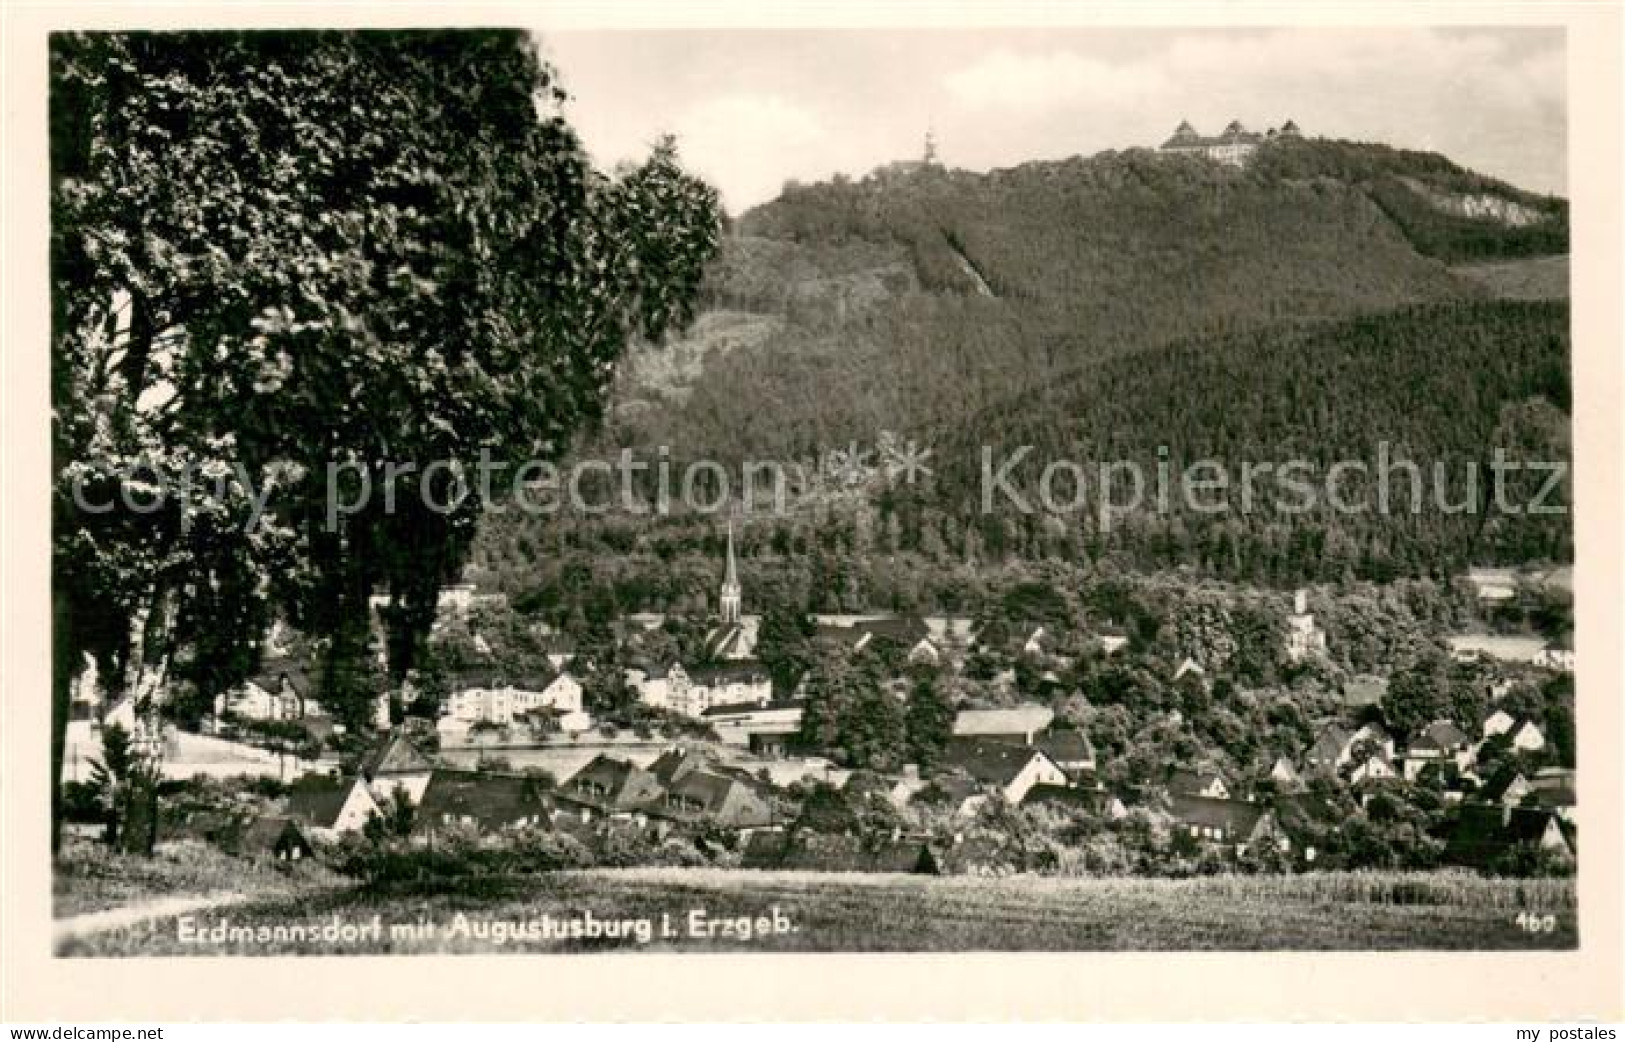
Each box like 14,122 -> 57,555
56,867 -> 1576,955
53,838 -> 341,919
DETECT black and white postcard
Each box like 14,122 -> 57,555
2,0 -> 1621,1024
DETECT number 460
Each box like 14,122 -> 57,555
1516,912 -> 1557,933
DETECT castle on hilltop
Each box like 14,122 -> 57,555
1159,119 -> 1301,166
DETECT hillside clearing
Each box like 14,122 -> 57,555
1451,255 -> 1569,300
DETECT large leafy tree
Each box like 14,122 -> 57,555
754,601 -> 817,692
51,30 -> 720,847
902,670 -> 955,767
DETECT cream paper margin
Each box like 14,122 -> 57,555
1,0 -> 1620,1023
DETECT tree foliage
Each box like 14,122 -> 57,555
50,30 -> 721,844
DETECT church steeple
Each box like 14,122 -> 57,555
720,519 -> 742,625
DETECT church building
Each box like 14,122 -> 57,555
703,520 -> 758,661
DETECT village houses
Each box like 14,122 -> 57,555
361,732 -> 436,805
439,668 -> 590,732
284,777 -> 380,840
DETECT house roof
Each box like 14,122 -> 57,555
415,770 -> 551,832
1412,720 -> 1472,752
702,699 -> 802,719
656,771 -> 772,827
1035,728 -> 1095,764
952,705 -> 1054,738
687,662 -> 770,685
667,771 -> 738,813
941,738 -> 1055,788
702,624 -> 751,660
1479,767 -> 1531,804
1168,793 -> 1272,836
711,762 -> 778,793
1173,657 -> 1206,680
647,747 -> 712,786
1445,805 -> 1569,867
1510,718 -> 1546,739
239,815 -> 310,855
1351,753 -> 1396,779
1271,792 -> 1342,844
361,733 -> 434,777
1309,725 -> 1352,761
285,780 -> 363,829
248,660 -> 313,698
1528,785 -> 1576,810
561,755 -> 663,812
851,616 -> 931,647
1168,767 -> 1227,795
1353,721 -> 1394,745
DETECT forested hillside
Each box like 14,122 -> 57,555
473,299 -> 1568,617
600,138 -> 1564,465
472,136 -> 1570,606
920,299 -> 1570,579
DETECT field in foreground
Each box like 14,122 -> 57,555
53,838 -> 340,918
57,867 -> 1576,955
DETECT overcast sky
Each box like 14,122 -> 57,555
533,27 -> 1565,215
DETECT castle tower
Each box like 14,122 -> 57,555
720,519 -> 742,625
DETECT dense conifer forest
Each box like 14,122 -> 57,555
470,137 -> 1570,613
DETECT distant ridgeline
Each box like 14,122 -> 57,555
474,134 -> 1571,596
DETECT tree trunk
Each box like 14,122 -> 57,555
51,588 -> 76,855
121,597 -> 152,701
144,771 -> 160,856
132,587 -> 178,706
